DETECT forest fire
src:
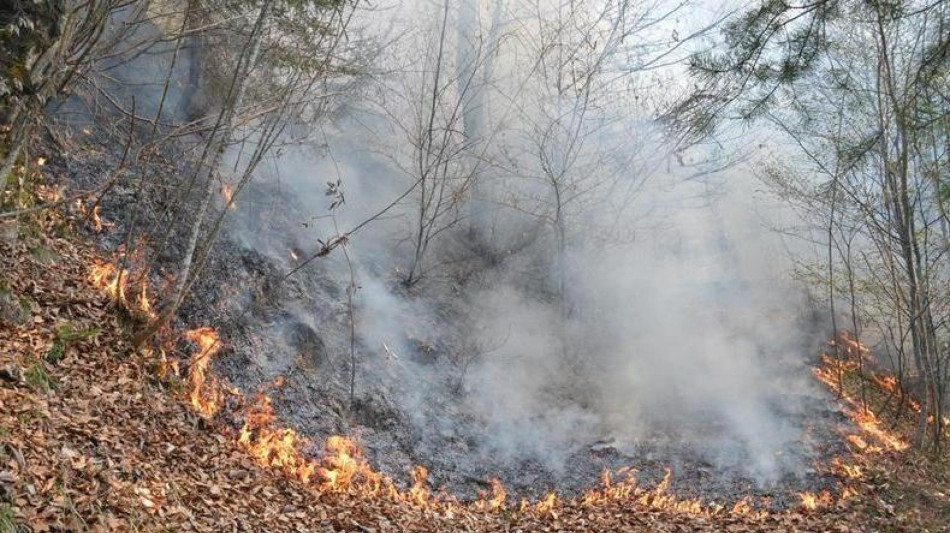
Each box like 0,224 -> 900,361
408,466 -> 431,506
797,491 -> 832,511
91,205 -> 105,232
85,258 -> 914,523
221,184 -> 236,210
165,324 -> 905,520
88,261 -> 127,303
185,327 -> 224,418
473,479 -> 506,512
181,333 -> 786,519
79,252 -> 928,527
76,199 -> 110,232
87,258 -> 155,319
85,263 -> 912,521
239,394 -> 318,483
573,469 -> 765,518
137,279 -> 154,318
812,352 -> 910,453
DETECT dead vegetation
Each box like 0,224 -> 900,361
0,202 -> 947,532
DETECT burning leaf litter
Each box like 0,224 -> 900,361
86,251 -> 918,520
0,218 -> 938,532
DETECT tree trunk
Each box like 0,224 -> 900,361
159,0 -> 272,330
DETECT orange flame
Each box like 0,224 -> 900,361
831,457 -> 863,480
186,327 -> 223,418
137,278 -> 154,319
408,466 -> 430,506
797,490 -> 832,510
534,492 -> 558,515
812,354 -> 908,453
221,184 -> 236,210
474,478 -> 507,512
89,261 -> 128,303
91,205 -> 104,232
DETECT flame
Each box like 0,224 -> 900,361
839,486 -> 859,500
797,490 -> 832,510
221,184 -> 236,210
89,261 -> 128,303
137,278 -> 154,318
731,497 -> 754,515
534,492 -> 558,515
811,353 -> 908,453
874,374 -> 921,412
238,395 -> 317,483
798,492 -> 817,510
802,337 -> 920,513
573,468 -> 760,518
186,327 -> 224,418
408,466 -> 430,506
236,396 -> 398,499
88,260 -> 155,320
474,479 -> 507,512
91,205 -> 104,232
831,457 -> 863,480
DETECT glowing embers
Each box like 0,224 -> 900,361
186,327 -> 224,418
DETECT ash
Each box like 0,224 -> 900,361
45,26 -> 851,508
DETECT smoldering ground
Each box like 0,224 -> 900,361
213,110 -> 837,500
59,0 -> 844,504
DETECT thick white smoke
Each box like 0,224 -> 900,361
216,0 -> 828,489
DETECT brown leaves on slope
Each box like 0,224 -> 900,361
0,229 -> 907,533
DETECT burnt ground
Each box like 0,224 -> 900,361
35,20 -> 855,504
39,110 -> 855,510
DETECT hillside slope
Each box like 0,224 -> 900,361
0,214 -> 945,532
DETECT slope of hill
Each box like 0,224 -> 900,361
0,205 -> 946,532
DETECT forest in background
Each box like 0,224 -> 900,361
1,1 -> 948,529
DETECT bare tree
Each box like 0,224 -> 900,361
693,0 -> 949,450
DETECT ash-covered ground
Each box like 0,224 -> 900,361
49,124 -> 850,508
43,11 -> 854,507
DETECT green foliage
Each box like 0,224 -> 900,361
44,342 -> 64,364
24,359 -> 54,392
0,0 -> 64,116
56,324 -> 100,343
46,324 -> 99,363
0,503 -> 17,533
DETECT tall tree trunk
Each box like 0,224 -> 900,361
172,0 -> 271,308
135,0 -> 273,348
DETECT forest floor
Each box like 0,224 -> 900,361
1,189 -> 948,532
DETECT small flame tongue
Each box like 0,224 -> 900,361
186,327 -> 224,418
88,262 -> 905,519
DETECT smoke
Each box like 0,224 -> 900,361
224,113 -> 822,486
84,0 -> 829,492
